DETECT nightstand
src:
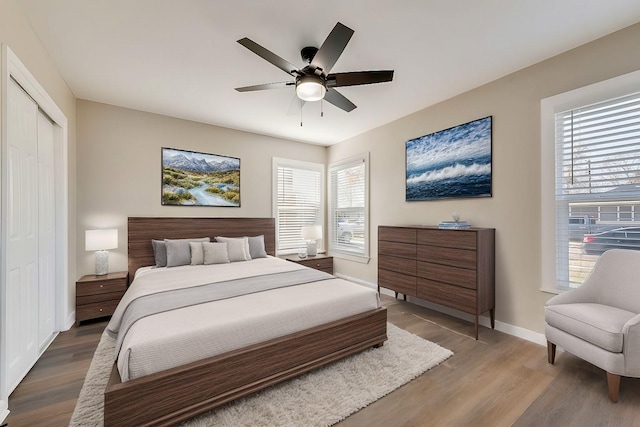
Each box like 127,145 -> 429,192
76,271 -> 128,323
283,253 -> 334,274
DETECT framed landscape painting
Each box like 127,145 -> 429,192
405,116 -> 492,201
161,147 -> 240,207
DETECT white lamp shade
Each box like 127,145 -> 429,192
301,225 -> 322,241
85,229 -> 118,251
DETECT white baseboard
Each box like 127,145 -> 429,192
335,273 -> 546,346
0,407 -> 9,424
65,310 -> 76,330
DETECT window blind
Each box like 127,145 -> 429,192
555,91 -> 640,288
274,160 -> 323,254
329,155 -> 368,257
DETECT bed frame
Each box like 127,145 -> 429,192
103,217 -> 387,426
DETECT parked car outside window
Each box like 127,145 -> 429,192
582,227 -> 640,255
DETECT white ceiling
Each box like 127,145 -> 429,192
15,0 -> 640,145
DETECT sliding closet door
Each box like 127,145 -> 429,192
37,111 -> 56,349
5,78 -> 40,393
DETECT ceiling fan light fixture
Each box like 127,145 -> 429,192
296,75 -> 326,102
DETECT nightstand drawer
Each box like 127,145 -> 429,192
77,290 -> 126,306
282,254 -> 334,274
77,279 -> 127,297
76,299 -> 120,322
299,257 -> 333,272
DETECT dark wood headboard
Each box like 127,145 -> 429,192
127,217 -> 276,283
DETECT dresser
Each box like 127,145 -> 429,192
378,226 -> 495,339
283,253 -> 334,274
76,271 -> 128,323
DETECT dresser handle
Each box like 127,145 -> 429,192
99,284 -> 104,288
99,308 -> 103,312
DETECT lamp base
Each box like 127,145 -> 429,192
95,250 -> 109,276
306,240 -> 318,257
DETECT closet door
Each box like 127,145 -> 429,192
37,111 -> 56,349
5,79 -> 40,392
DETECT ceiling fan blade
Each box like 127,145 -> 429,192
327,70 -> 394,88
237,38 -> 299,76
287,95 -> 305,116
310,22 -> 354,75
235,81 -> 294,92
323,88 -> 357,112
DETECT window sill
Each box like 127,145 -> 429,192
331,252 -> 370,264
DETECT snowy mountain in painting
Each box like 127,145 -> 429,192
162,148 -> 239,173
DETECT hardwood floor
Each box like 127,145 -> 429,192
6,296 -> 640,427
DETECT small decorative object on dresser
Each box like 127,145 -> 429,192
75,271 -> 128,323
378,225 -> 495,339
283,253 -> 333,274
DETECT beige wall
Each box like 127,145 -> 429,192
328,22 -> 640,335
76,100 -> 326,275
0,0 -> 77,318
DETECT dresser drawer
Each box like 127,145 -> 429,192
379,227 -> 416,244
417,245 -> 476,270
417,261 -> 477,289
379,240 -> 416,259
76,278 -> 127,297
76,299 -> 120,322
417,278 -> 476,313
379,268 -> 416,296
417,229 -> 476,250
379,255 -> 416,275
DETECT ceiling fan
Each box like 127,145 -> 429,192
235,22 -> 394,113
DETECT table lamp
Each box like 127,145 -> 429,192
301,225 -> 322,257
86,229 -> 118,275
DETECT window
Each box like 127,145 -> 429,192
272,158 -> 324,255
329,153 -> 369,261
541,70 -> 640,292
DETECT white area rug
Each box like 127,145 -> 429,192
70,323 -> 452,427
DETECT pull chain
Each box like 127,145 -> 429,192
321,98 -> 324,118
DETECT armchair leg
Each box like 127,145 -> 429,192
606,372 -> 620,402
547,341 -> 556,364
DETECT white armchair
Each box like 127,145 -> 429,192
545,249 -> 640,402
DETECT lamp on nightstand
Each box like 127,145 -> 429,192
301,225 -> 322,257
85,229 -> 118,275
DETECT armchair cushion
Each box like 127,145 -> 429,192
545,303 -> 636,353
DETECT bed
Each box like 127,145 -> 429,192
103,217 -> 387,426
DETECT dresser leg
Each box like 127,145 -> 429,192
394,291 -> 398,299
403,294 -> 407,301
490,308 -> 495,329
474,315 -> 479,340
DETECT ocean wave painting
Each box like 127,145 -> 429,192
406,116 -> 492,201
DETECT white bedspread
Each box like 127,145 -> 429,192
113,256 -> 380,381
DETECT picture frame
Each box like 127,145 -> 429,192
405,116 -> 492,201
161,147 -> 240,207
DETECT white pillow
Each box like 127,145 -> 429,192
216,236 -> 251,260
190,242 -> 204,265
247,235 -> 268,259
203,242 -> 230,265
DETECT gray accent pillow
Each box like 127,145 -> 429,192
163,237 -> 211,268
247,235 -> 267,259
203,242 -> 230,265
190,242 -> 204,265
151,239 -> 167,267
216,236 -> 251,260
